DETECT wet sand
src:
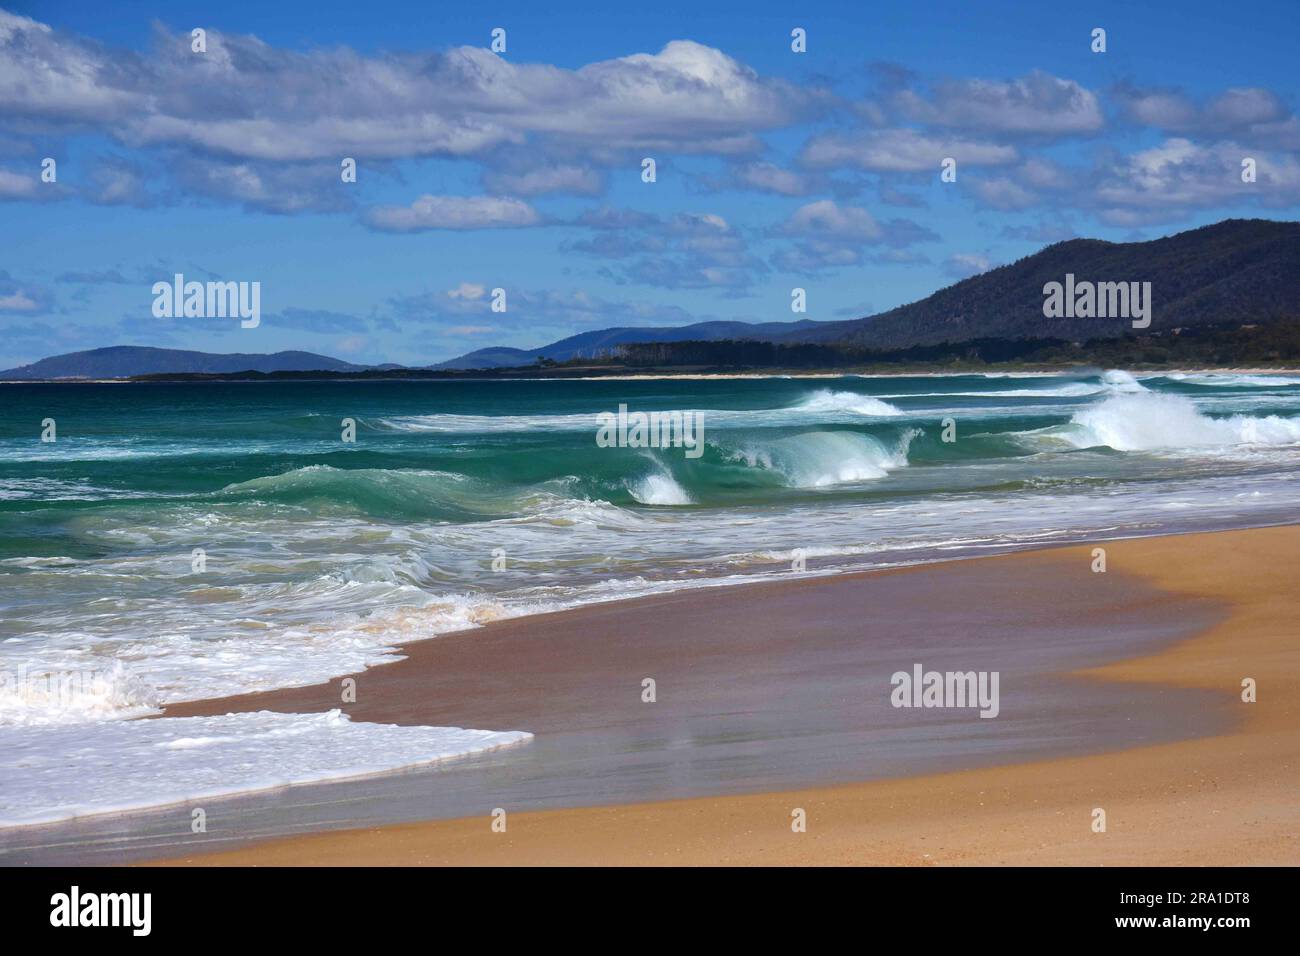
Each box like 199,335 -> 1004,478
143,525 -> 1298,866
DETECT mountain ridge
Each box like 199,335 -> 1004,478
6,219 -> 1296,379
442,218 -> 1300,366
0,346 -> 364,380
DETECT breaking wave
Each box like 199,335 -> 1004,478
788,389 -> 904,417
726,429 -> 917,487
1053,393 -> 1300,451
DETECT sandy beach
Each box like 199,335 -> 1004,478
558,368 -> 1300,382
137,525 -> 1299,866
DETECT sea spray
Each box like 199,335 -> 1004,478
1066,393 -> 1300,451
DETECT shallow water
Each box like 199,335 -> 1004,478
0,553 -> 1229,864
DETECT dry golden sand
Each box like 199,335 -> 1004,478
150,525 -> 1300,866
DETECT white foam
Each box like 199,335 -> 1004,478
1165,373 -> 1300,388
0,478 -> 168,501
1065,393 -> 1300,451
0,709 -> 531,827
0,661 -> 160,727
628,472 -> 693,505
729,430 -> 915,487
927,382 -> 1104,399
379,392 -> 904,434
871,370 -> 1141,400
790,389 -> 904,417
0,578 -> 517,725
1100,369 -> 1148,393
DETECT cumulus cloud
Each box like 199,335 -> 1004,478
955,136 -> 1300,223
0,12 -> 141,124
1094,138 -> 1300,214
801,129 -> 1017,172
84,155 -> 155,206
0,12 -> 831,218
778,199 -> 882,240
0,167 -> 41,200
944,253 -> 995,278
730,161 -> 815,195
624,212 -> 763,288
771,200 -> 937,272
447,282 -> 488,301
482,163 -> 605,197
564,208 -> 766,290
0,271 -> 53,313
0,15 -> 813,162
385,284 -> 703,342
172,157 -> 354,214
969,159 -> 1070,210
893,71 -> 1104,135
363,195 -> 541,232
1113,84 -> 1298,147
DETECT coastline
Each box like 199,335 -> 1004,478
138,525 -> 1299,866
4,366 -> 1299,385
563,367 -> 1300,381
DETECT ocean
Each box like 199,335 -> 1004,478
1,369 -> 1298,825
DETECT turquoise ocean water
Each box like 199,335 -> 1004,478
0,369 -> 1297,823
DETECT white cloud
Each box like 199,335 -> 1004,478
732,161 -> 811,195
778,199 -> 882,240
801,129 -> 1017,172
447,283 -> 487,300
0,168 -> 39,200
0,291 -> 39,311
944,253 -> 994,278
895,71 -> 1104,135
771,200 -> 936,272
483,164 -> 604,197
364,195 -> 541,232
0,17 -> 812,163
174,157 -> 350,213
1095,138 -> 1300,211
1115,85 -> 1293,140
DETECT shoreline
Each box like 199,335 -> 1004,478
2,525 -> 1292,865
133,525 -> 1299,866
563,366 -> 1300,381
4,366 -> 1300,385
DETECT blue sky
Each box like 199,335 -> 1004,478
2,0 -> 1298,367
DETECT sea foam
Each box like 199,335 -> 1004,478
628,471 -> 694,505
1066,393 -> 1300,451
0,709 -> 531,827
729,429 -> 916,487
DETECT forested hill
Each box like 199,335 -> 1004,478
785,219 -> 1300,349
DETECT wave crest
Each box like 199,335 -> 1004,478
1063,393 -> 1300,451
792,389 -> 904,417
728,429 -> 916,487
628,472 -> 694,505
